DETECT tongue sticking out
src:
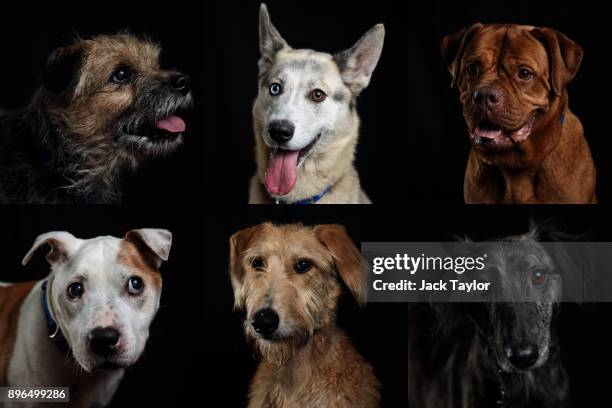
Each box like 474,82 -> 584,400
265,150 -> 300,195
155,116 -> 186,133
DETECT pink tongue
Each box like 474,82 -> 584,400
265,150 -> 300,195
475,126 -> 503,140
155,116 -> 186,133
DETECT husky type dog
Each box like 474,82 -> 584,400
408,227 -> 570,408
249,4 -> 385,204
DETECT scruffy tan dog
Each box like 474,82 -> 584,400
229,223 -> 380,407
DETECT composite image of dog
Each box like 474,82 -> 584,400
442,23 -> 597,204
249,4 -> 385,204
0,33 -> 192,204
229,222 -> 381,407
0,228 -> 172,408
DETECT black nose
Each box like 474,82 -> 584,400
473,86 -> 503,109
251,308 -> 279,336
89,327 -> 120,356
170,74 -> 191,95
507,344 -> 539,370
268,120 -> 294,144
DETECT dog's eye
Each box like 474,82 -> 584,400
110,66 -> 134,84
294,259 -> 313,274
518,68 -> 533,81
251,257 -> 265,270
531,269 -> 547,285
466,63 -> 479,78
310,89 -> 327,103
269,83 -> 282,96
127,276 -> 145,296
67,282 -> 84,299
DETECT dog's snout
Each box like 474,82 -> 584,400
170,74 -> 191,95
507,343 -> 539,370
473,86 -> 503,109
268,120 -> 295,144
252,308 -> 279,336
89,327 -> 120,356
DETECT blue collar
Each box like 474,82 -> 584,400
41,280 -> 70,354
276,185 -> 333,205
560,112 -> 565,126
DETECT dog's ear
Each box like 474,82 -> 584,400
258,3 -> 290,75
315,224 -> 366,305
229,224 -> 263,309
22,231 -> 82,267
531,27 -> 583,96
41,42 -> 84,95
124,229 -> 172,268
441,23 -> 483,88
334,24 -> 385,95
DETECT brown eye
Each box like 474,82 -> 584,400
518,68 -> 533,80
294,259 -> 313,274
251,257 -> 265,270
310,89 -> 326,103
67,282 -> 84,299
466,63 -> 479,78
531,269 -> 547,285
127,276 -> 145,296
110,66 -> 134,84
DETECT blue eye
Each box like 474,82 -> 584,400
269,83 -> 282,96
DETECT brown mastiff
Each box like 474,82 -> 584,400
442,24 -> 597,204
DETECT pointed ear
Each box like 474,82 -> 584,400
258,3 -> 290,75
124,229 -> 172,268
41,42 -> 84,95
229,224 -> 263,309
441,23 -> 483,88
334,24 -> 385,95
531,27 -> 583,96
315,224 -> 366,304
22,231 -> 82,267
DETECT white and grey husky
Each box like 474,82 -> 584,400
249,3 -> 384,204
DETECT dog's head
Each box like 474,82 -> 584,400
22,229 -> 172,372
229,223 -> 365,364
37,33 -> 192,159
253,4 -> 384,198
442,24 -> 582,165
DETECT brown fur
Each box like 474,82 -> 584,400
442,23 -> 597,203
229,223 -> 380,407
0,281 -> 37,384
117,240 -> 162,291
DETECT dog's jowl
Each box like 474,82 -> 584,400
229,223 -> 380,407
0,229 -> 171,408
0,33 -> 192,204
249,4 -> 384,204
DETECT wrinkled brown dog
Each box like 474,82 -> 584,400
442,24 -> 596,204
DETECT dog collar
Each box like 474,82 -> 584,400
560,112 -> 565,126
41,280 -> 70,354
275,185 -> 333,205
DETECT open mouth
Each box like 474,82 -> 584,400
264,133 -> 321,196
122,114 -> 187,144
471,115 -> 536,150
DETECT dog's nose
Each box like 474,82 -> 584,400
251,308 -> 279,336
170,74 -> 191,95
89,327 -> 120,356
268,120 -> 295,144
507,344 -> 539,369
473,87 -> 502,109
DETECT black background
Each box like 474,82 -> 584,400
1,1 -> 204,203
208,0 -> 611,204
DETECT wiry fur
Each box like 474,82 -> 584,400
229,223 -> 380,407
0,33 -> 192,203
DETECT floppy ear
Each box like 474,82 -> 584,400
258,3 -> 290,75
22,231 -> 82,267
124,229 -> 172,268
531,27 -> 583,96
41,42 -> 84,95
441,23 -> 483,88
229,224 -> 263,309
315,224 -> 366,304
334,24 -> 385,95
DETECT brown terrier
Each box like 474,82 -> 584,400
0,33 -> 192,203
442,24 -> 596,204
229,223 -> 380,407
